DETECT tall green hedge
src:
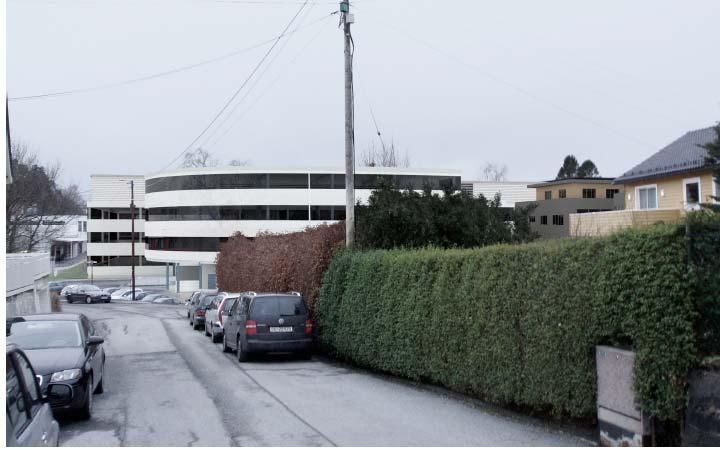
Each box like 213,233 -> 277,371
316,213 -> 720,420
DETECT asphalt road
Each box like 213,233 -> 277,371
58,302 -> 593,446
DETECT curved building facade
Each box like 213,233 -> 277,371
143,166 -> 460,291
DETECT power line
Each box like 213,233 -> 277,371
356,7 -> 656,150
8,12 -> 330,102
149,0 -> 311,180
208,11 -> 331,150
197,1 -> 326,149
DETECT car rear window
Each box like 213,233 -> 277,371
200,295 -> 216,307
251,296 -> 307,316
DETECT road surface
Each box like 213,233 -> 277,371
58,302 -> 593,446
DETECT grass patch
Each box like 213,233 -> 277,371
51,262 -> 88,280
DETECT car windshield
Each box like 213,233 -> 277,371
200,295 -> 216,307
80,285 -> 100,291
251,296 -> 307,316
7,320 -> 82,349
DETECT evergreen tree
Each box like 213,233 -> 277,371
700,122 -> 720,202
556,155 -> 579,179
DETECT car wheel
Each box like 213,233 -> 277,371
222,333 -> 230,353
299,350 -> 312,360
67,298 -> 73,304
79,375 -> 93,420
204,323 -> 211,337
86,296 -> 92,304
104,299 -> 110,303
211,328 -> 219,343
237,336 -> 249,362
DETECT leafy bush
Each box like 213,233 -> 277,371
216,223 -> 344,312
355,184 -> 536,249
316,213 -> 720,420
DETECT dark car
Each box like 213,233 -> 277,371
222,292 -> 312,361
66,285 -> 111,304
6,314 -> 106,419
6,343 -> 61,446
186,290 -> 218,329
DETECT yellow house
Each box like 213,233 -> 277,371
570,127 -> 719,236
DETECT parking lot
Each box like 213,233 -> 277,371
56,301 -> 592,446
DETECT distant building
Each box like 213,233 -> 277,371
517,178 -> 624,239
89,166 -> 461,291
6,253 -> 51,317
570,127 -> 719,236
87,175 -> 166,279
460,181 -> 536,208
43,216 -> 87,261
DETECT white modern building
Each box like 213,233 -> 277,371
88,166 -> 460,291
48,215 -> 87,261
461,180 -> 536,208
87,175 -> 167,279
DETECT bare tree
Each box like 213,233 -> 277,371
6,142 -> 85,253
182,148 -> 218,168
480,162 -> 508,182
361,140 -> 410,168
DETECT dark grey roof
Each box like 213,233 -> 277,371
527,177 -> 615,188
614,127 -> 716,184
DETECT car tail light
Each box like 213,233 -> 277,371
245,320 -> 257,335
305,319 -> 313,335
196,309 -> 205,317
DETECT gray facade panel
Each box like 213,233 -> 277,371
517,198 -> 619,239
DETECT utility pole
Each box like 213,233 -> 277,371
341,0 -> 355,248
130,180 -> 136,301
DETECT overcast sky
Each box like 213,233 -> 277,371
7,0 -> 720,194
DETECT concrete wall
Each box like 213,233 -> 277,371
569,208 -> 683,237
6,253 -> 52,318
89,265 -> 167,279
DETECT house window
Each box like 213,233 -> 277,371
83,221 -> 87,232
529,216 -> 536,223
552,214 -> 564,226
683,178 -> 701,207
540,215 -> 548,225
544,191 -> 552,200
559,189 -> 566,199
78,221 -> 83,232
582,188 -> 596,199
637,185 -> 658,210
606,189 -> 619,199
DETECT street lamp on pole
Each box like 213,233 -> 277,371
119,179 -> 137,301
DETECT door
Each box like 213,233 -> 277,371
7,351 -> 56,446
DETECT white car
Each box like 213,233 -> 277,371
204,292 -> 242,343
111,288 -> 144,300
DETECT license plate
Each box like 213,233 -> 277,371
269,326 -> 293,333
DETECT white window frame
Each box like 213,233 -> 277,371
713,176 -> 719,204
682,177 -> 701,209
635,184 -> 658,210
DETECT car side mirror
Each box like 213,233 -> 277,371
86,336 -> 104,346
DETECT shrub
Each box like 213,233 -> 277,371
355,183 -> 536,249
316,213 -> 720,421
216,223 -> 344,312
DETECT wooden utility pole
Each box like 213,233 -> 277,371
341,1 -> 355,248
130,180 -> 136,301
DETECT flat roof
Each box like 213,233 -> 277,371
527,178 -> 616,188
145,166 -> 461,179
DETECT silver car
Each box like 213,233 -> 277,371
204,292 -> 241,343
6,344 -> 61,447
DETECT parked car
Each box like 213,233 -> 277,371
120,289 -> 144,301
152,297 -> 176,305
139,293 -> 163,303
6,343 -> 61,446
59,285 -> 78,299
6,314 -> 106,419
222,292 -> 312,361
66,285 -> 111,304
111,288 -> 143,300
187,291 -> 218,330
204,293 -> 241,343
